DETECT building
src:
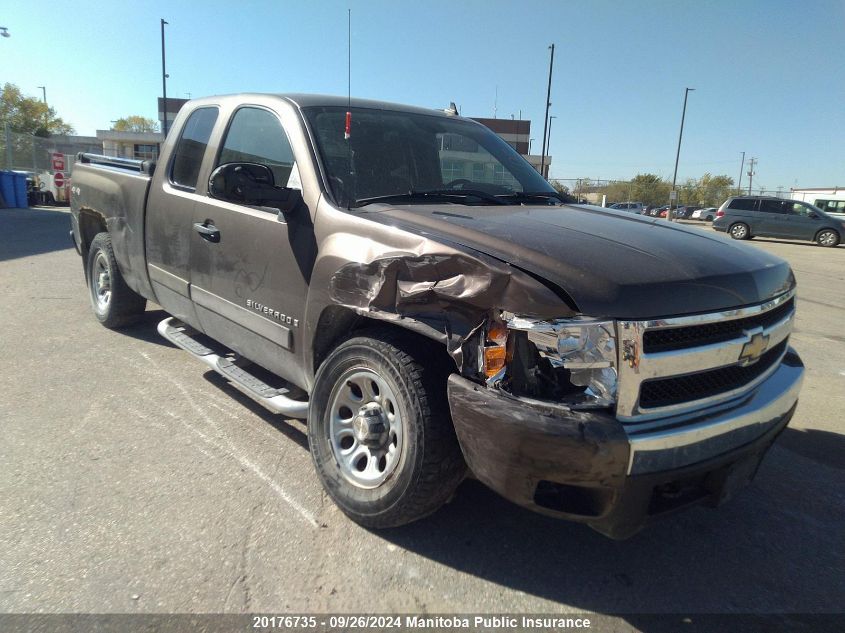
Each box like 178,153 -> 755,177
94,97 -> 190,160
472,117 -> 551,176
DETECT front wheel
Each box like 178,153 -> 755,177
815,229 -> 840,247
729,222 -> 750,240
308,330 -> 466,528
86,232 -> 147,328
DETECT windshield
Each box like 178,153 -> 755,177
302,106 -> 557,207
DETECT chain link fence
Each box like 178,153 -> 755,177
1,126 -> 101,174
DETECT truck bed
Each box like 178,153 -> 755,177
70,153 -> 155,300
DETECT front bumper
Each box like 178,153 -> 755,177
447,348 -> 803,539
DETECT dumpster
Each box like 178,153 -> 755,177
14,172 -> 28,208
0,171 -> 15,208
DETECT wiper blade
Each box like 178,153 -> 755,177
496,191 -> 570,204
353,189 -> 507,207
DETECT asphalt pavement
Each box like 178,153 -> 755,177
1,208 -> 843,627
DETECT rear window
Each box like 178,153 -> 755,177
170,107 -> 219,190
728,198 -> 757,211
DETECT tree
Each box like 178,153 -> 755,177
696,173 -> 735,207
0,83 -> 74,136
630,173 -> 670,206
112,116 -> 159,133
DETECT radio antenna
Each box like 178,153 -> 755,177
345,8 -> 352,140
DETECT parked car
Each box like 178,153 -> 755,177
609,201 -> 644,214
692,207 -> 718,221
70,94 -> 804,539
713,196 -> 843,247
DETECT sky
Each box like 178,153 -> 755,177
1,0 -> 843,189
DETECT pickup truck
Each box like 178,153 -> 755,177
70,93 -> 804,539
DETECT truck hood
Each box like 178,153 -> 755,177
356,204 -> 794,319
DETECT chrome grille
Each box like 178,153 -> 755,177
616,290 -> 795,422
639,340 -> 787,408
642,298 -> 794,353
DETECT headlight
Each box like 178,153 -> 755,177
500,315 -> 618,406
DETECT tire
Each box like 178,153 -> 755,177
308,330 -> 466,528
815,229 -> 840,247
86,232 -> 146,328
729,222 -> 750,240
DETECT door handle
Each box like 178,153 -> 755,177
194,221 -> 220,243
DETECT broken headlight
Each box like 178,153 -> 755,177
503,315 -> 618,406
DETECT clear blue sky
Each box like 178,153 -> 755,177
2,0 -> 843,189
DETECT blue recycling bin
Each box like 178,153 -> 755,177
13,172 -> 28,208
0,171 -> 16,208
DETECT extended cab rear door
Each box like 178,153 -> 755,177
145,106 -> 220,325
188,102 -> 315,386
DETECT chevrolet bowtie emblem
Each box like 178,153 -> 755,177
739,329 -> 770,365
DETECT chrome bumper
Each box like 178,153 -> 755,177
624,348 -> 803,474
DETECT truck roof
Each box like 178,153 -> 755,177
186,93 -> 460,119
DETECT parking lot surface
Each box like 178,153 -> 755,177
1,209 -> 843,624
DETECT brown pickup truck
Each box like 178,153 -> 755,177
70,93 -> 803,538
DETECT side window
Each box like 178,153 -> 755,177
786,202 -> 812,216
218,107 -> 296,188
728,198 -> 757,211
758,200 -> 785,214
170,107 -> 219,190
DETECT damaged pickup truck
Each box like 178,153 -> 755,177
70,94 -> 803,538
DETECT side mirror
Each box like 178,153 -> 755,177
208,162 -> 302,215
809,212 -> 819,219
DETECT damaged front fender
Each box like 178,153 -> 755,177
303,201 -> 573,381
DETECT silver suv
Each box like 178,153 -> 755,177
609,201 -> 644,213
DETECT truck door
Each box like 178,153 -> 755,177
145,106 -> 219,326
188,105 -> 313,385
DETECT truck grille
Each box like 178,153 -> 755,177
642,298 -> 794,353
616,290 -> 795,421
639,340 -> 787,408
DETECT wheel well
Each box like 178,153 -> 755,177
78,209 -> 107,259
311,306 -> 456,376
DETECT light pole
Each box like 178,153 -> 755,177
0,27 -> 10,38
547,115 -> 557,173
37,86 -> 47,129
540,43 -> 555,179
669,87 -> 695,222
161,18 -> 170,138
737,151 -> 745,195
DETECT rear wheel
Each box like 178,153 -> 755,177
729,222 -> 750,240
308,330 -> 466,528
815,229 -> 840,247
86,232 -> 147,328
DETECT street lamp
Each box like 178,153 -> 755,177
0,27 -> 10,38
669,87 -> 695,222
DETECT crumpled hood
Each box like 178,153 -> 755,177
356,203 -> 795,319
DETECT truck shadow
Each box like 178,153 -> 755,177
376,436 -> 845,618
200,371 -> 310,451
0,207 -> 73,262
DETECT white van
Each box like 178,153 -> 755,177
791,188 -> 845,220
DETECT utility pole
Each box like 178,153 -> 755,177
669,87 -> 695,222
161,18 -> 169,138
540,43 -> 555,179
737,151 -> 745,195
747,157 -> 757,195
